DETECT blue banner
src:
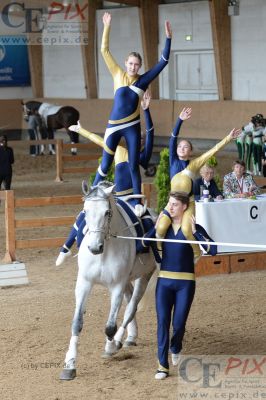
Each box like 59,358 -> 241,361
0,36 -> 30,86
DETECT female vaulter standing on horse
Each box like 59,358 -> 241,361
93,12 -> 172,217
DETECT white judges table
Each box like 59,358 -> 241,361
195,195 -> 266,253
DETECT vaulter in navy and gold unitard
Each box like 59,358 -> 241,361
144,192 -> 217,379
156,108 -> 240,260
55,93 -> 159,266
93,12 -> 172,215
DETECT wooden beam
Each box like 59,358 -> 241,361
104,0 -> 140,6
27,44 -> 43,98
139,0 -> 159,98
209,0 -> 232,100
82,0 -> 98,98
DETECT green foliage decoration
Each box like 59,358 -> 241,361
154,148 -> 170,213
206,156 -> 217,168
206,156 -> 222,190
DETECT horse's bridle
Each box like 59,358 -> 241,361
84,198 -> 113,241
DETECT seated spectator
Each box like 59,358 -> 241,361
223,160 -> 260,198
193,164 -> 223,200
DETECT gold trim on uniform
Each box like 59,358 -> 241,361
158,270 -> 195,281
108,103 -> 140,124
115,188 -> 133,196
157,362 -> 169,373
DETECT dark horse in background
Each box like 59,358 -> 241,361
22,100 -> 80,155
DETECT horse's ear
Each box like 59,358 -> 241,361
103,184 -> 116,196
82,180 -> 91,196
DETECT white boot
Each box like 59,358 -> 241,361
134,204 -> 145,217
171,352 -> 180,366
56,249 -> 72,266
49,144 -> 56,155
40,144 -> 45,155
71,143 -> 77,155
155,371 -> 168,380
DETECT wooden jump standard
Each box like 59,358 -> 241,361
55,140 -> 101,182
1,184 -> 152,263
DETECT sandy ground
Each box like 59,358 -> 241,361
0,145 -> 265,400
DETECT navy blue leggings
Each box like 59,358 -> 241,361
93,122 -> 141,198
156,278 -> 195,370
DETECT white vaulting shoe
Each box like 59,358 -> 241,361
171,353 -> 180,366
56,250 -> 72,266
155,371 -> 168,380
134,204 -> 145,217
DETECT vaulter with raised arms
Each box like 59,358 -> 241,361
93,12 -> 172,217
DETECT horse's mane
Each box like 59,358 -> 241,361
23,100 -> 42,114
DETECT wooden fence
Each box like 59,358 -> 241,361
9,139 -> 102,181
55,140 -> 101,181
2,187 -> 265,276
1,184 -> 152,263
1,190 -> 83,263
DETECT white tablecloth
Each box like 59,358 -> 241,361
195,196 -> 266,253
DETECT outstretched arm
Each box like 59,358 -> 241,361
136,21 -> 172,90
187,128 -> 241,173
68,121 -> 104,149
140,90 -> 154,169
101,12 -> 120,77
169,107 -> 192,165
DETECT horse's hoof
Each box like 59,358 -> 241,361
60,368 -> 76,380
123,340 -> 137,347
114,341 -> 123,351
101,352 -> 113,359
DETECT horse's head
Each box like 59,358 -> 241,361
82,181 -> 115,255
21,100 -> 41,122
22,101 -> 30,121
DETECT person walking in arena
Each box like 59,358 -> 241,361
93,12 -> 172,217
144,191 -> 217,380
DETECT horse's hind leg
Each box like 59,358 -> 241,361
114,283 -> 138,348
103,284 -> 125,357
115,272 -> 154,348
60,279 -> 92,380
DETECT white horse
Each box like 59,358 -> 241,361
60,181 -> 155,380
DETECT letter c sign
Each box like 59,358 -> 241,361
249,205 -> 258,221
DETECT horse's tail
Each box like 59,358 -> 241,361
138,267 -> 159,312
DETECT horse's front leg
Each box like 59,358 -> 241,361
67,129 -> 78,155
47,128 -> 56,154
103,284 -> 125,357
60,278 -> 92,380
